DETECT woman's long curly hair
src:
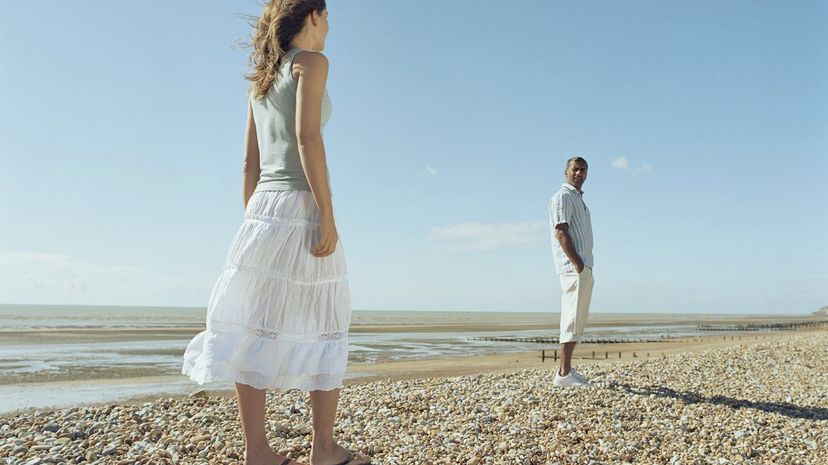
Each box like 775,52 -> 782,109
246,0 -> 326,99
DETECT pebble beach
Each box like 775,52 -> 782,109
2,332 -> 825,465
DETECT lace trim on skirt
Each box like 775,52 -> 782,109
209,319 -> 348,343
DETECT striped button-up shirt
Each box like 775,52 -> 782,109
549,183 -> 594,274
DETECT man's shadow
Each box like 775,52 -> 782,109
607,382 -> 828,421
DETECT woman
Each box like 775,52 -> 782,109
182,2 -> 367,464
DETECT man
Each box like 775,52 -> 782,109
549,156 -> 595,387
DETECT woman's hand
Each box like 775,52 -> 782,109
313,212 -> 338,257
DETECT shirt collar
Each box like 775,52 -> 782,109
562,183 -> 584,194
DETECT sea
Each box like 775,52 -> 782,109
0,304 -> 803,414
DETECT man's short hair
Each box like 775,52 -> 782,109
566,156 -> 588,169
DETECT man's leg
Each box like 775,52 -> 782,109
558,271 -> 580,375
558,268 -> 594,376
560,341 -> 576,375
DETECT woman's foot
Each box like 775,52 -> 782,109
310,442 -> 370,465
245,445 -> 306,465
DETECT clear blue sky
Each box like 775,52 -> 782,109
1,1 -> 826,314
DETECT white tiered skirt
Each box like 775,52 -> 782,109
182,190 -> 350,391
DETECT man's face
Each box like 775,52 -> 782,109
565,161 -> 588,190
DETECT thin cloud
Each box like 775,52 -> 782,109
611,157 -> 630,169
429,221 -> 547,252
67,278 -> 88,292
422,163 -> 439,176
0,251 -> 143,293
23,275 -> 42,289
0,250 -> 196,302
636,163 -> 653,175
612,157 -> 652,175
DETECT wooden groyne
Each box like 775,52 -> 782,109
697,320 -> 828,332
539,348 -> 654,362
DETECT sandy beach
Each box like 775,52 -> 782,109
1,312 -> 818,348
1,330 -> 826,464
1,308 -> 826,414
346,330 -> 821,384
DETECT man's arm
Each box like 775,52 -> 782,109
554,223 -> 584,273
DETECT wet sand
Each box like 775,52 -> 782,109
2,332 -> 825,464
0,312 -> 819,344
347,329 -> 820,383
2,313 -> 824,414
7,329 -> 816,412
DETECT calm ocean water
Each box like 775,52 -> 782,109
0,304 -> 794,414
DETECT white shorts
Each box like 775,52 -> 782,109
559,267 -> 594,343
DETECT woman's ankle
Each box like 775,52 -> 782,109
245,440 -> 273,456
311,436 -> 337,452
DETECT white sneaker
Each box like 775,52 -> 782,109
554,368 -> 592,388
569,368 -> 592,385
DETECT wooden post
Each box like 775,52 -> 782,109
541,350 -> 545,363
605,351 -> 608,359
592,351 -> 595,359
554,350 -> 558,361
633,352 -> 637,358
618,351 -> 622,359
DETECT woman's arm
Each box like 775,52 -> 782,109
242,102 -> 261,209
292,51 -> 337,257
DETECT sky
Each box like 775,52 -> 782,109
1,1 -> 826,314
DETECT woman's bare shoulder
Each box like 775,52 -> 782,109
292,50 -> 328,69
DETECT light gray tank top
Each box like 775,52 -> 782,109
251,48 -> 332,192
